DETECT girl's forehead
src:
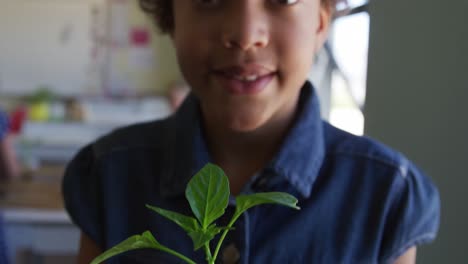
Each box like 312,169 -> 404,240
173,0 -> 323,6
172,0 -> 327,12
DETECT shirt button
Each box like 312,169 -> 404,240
222,243 -> 240,264
257,177 -> 268,186
253,176 -> 268,190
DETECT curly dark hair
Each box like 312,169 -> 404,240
140,0 -> 340,34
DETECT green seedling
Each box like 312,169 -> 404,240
91,163 -> 300,264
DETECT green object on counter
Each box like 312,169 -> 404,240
28,101 -> 49,121
27,87 -> 56,122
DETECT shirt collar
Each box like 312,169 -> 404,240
160,81 -> 325,199
267,81 -> 325,198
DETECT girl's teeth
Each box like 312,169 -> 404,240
233,75 -> 258,81
245,75 -> 258,81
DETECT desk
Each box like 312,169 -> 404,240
0,167 -> 79,264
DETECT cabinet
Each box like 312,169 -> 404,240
1,173 -> 80,264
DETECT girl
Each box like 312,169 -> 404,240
64,1 -> 439,263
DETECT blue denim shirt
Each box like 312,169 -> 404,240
63,81 -> 439,264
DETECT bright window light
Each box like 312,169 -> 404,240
329,11 -> 370,135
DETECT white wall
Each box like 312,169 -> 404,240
0,0 -> 93,96
365,0 -> 468,262
0,0 -> 182,96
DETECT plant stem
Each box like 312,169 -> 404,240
210,213 -> 241,264
204,243 -> 213,263
158,246 -> 197,264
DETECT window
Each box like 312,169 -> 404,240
328,0 -> 370,135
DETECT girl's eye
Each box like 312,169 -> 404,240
194,0 -> 221,7
271,0 -> 300,5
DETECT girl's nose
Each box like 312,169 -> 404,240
221,4 -> 269,51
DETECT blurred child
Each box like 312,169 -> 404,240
167,80 -> 190,112
0,109 -> 20,180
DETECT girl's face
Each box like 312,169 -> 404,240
172,0 -> 330,132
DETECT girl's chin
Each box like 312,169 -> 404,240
200,97 -> 272,132
222,114 -> 270,133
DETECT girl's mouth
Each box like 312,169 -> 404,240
214,72 -> 276,95
212,64 -> 277,95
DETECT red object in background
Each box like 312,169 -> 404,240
9,105 -> 27,134
130,27 -> 150,46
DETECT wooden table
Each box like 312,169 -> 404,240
1,180 -> 62,210
0,165 -> 79,264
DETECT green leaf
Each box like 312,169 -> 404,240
234,192 -> 300,219
91,231 -> 196,264
185,163 -> 230,229
146,204 -> 199,233
187,224 -> 224,250
90,231 -> 160,264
